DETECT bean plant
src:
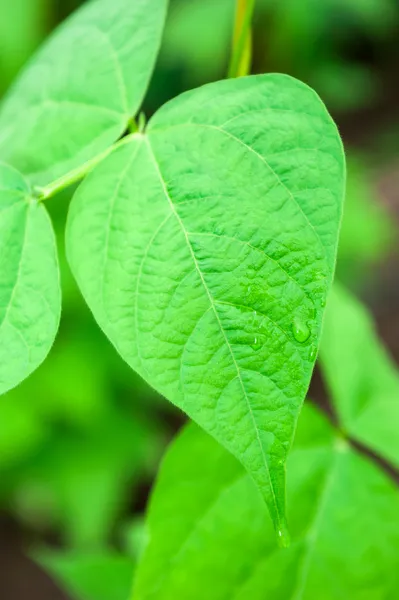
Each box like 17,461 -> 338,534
0,0 -> 397,598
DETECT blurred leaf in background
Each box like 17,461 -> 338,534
147,0 -> 399,114
337,153 -> 394,284
37,550 -> 135,600
132,404 -> 399,600
0,0 -> 50,93
0,185 -> 171,552
162,0 -> 234,83
320,283 -> 399,467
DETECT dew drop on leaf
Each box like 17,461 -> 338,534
292,317 -> 311,343
277,522 -> 291,549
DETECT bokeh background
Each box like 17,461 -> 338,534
0,0 -> 398,597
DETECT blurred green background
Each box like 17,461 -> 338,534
0,0 -> 398,597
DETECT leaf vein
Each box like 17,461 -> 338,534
144,136 -> 281,522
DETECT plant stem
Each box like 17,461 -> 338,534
36,133 -> 138,201
128,117 -> 138,134
227,0 -> 256,78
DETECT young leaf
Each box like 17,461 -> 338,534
37,550 -> 135,600
0,0 -> 168,187
132,404 -> 399,600
320,283 -> 399,467
0,162 -> 60,395
66,74 -> 345,537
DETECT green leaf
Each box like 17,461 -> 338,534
0,162 -> 60,395
37,550 -> 135,600
66,74 -> 345,537
320,283 -> 399,468
132,404 -> 399,600
0,0 -> 168,187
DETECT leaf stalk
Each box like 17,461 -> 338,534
35,133 -> 138,201
228,0 -> 256,78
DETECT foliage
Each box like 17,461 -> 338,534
0,0 -> 167,186
66,72 -> 345,537
0,0 -> 397,598
0,162 -> 60,395
154,0 -> 399,111
37,550 -> 135,600
0,0 -> 49,93
132,402 -> 399,599
0,0 -> 346,541
320,283 -> 399,467
337,155 -> 393,282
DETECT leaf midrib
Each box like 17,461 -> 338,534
143,135 -> 281,526
148,120 -> 330,264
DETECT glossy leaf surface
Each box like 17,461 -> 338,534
0,0 -> 168,186
320,283 -> 399,467
0,162 -> 60,395
66,74 -> 345,535
132,404 -> 399,600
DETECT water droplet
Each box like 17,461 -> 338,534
251,335 -> 262,350
309,345 -> 317,361
276,522 -> 291,548
292,317 -> 311,343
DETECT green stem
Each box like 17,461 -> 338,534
36,133 -> 138,201
227,0 -> 256,78
128,117 -> 138,134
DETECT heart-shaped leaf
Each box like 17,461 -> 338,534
0,162 -> 60,395
320,283 -> 399,468
0,0 -> 168,187
132,405 -> 399,600
66,74 -> 345,536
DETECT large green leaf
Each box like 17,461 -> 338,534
0,162 -> 60,395
66,74 -> 345,537
0,0 -> 168,187
320,283 -> 399,467
132,404 -> 399,600
37,550 -> 135,600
